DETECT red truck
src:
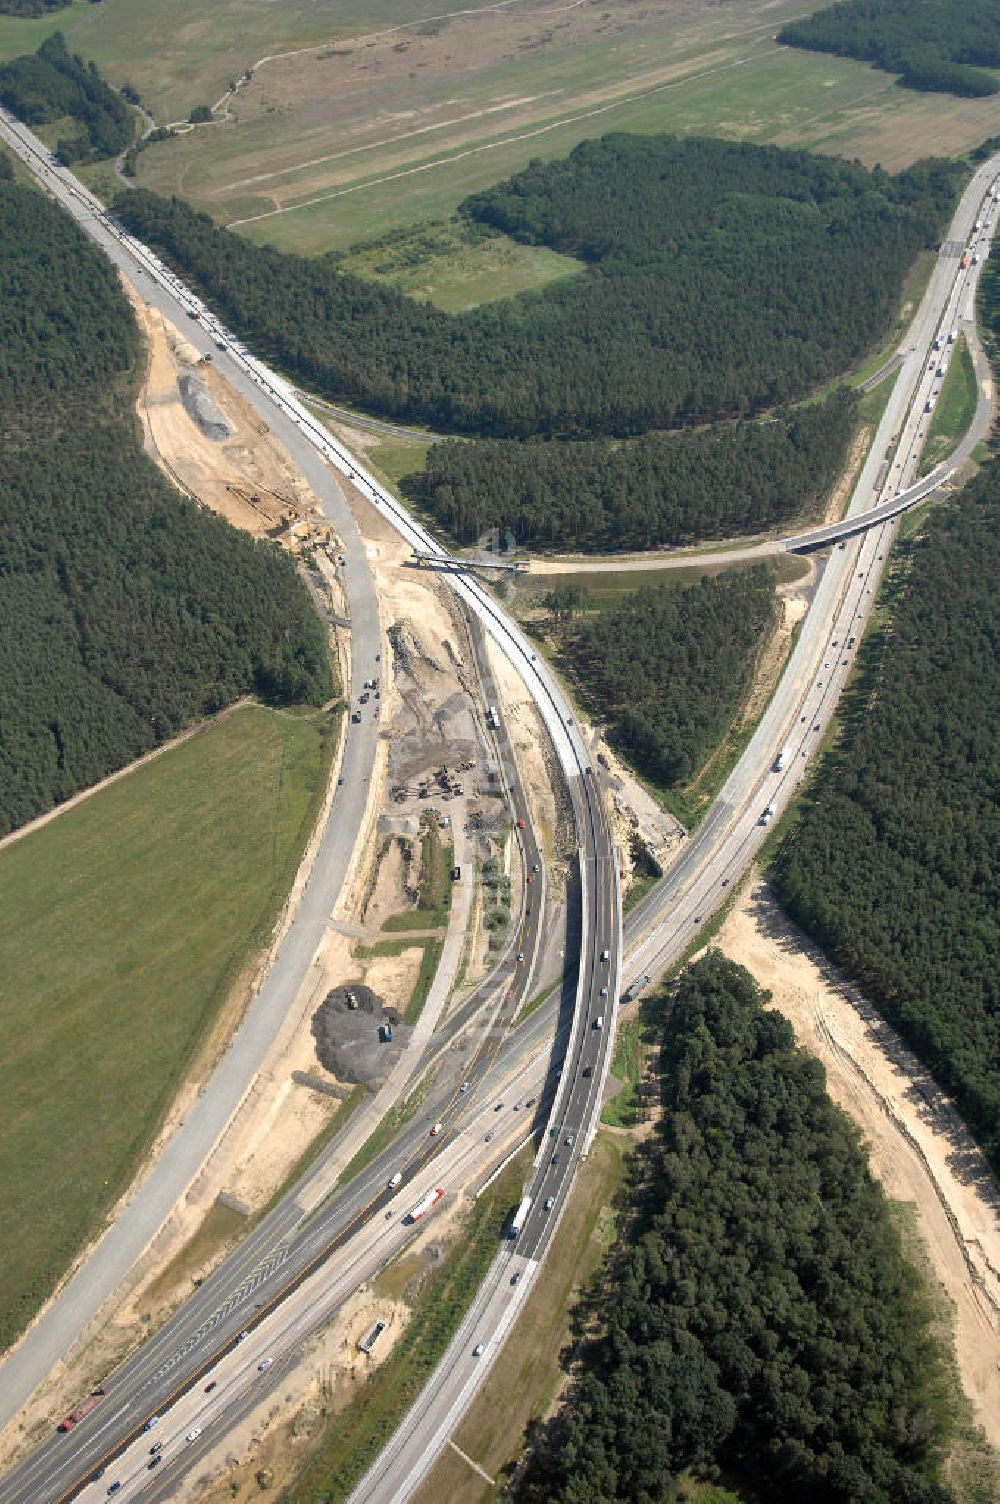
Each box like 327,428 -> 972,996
59,1388 -> 105,1432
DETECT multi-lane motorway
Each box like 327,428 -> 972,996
0,103 -> 996,1504
0,109 -> 621,1504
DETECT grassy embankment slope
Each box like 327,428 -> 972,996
0,704 -> 331,1355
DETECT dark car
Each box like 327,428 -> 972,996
148,1455 -> 162,1470
204,1381 -> 218,1393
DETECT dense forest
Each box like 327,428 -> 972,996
404,393 -> 857,550
0,33 -> 133,163
519,952 -> 956,1504
114,138 -> 962,438
0,155 -> 331,838
547,570 -> 777,789
775,466 -> 1000,1173
780,0 -> 1000,98
0,0 -> 73,14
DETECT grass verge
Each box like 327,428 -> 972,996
921,336 -> 978,472
0,702 -> 332,1355
384,821 -> 454,931
409,1133 -> 629,1504
280,1156 -> 528,1503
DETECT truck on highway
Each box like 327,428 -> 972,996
59,1389 -> 105,1432
773,745 -> 791,772
510,1195 -> 532,1239
406,1188 -> 444,1224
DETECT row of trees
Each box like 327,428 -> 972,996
0,157 -> 331,838
519,953 -> 956,1504
405,393 -> 857,550
780,0 -> 1000,97
548,570 -> 777,789
775,466 -> 1000,1174
0,33 -> 133,163
114,137 -> 963,439
0,0 -> 73,13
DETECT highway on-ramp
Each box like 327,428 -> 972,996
0,105 -> 995,1504
0,109 -> 622,1504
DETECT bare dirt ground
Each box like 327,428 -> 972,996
129,289 -> 333,549
181,1211 -> 465,1504
714,874 -> 1000,1453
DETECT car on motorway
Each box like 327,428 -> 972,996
565,1133 -> 575,1146
552,1152 -> 561,1165
143,1416 -> 159,1432
236,1331 -> 250,1343
474,1343 -> 486,1357
258,1357 -> 273,1371
582,1064 -> 593,1077
204,1381 -> 217,1393
599,986 -> 608,997
510,1272 -> 522,1285
430,1121 -> 443,1136
517,952 -> 524,962
494,1102 -> 503,1112
107,1484 -> 121,1496
460,1082 -> 470,1093
149,1442 -> 163,1455
148,1456 -> 162,1471
532,862 -> 540,873
601,948 -> 609,962
545,1196 -> 555,1210
186,1428 -> 202,1443
484,1130 -> 494,1142
389,1171 -> 403,1188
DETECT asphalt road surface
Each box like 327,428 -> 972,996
0,106 -> 994,1504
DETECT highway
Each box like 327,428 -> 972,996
0,104 -> 995,1504
342,153 -> 1000,1503
0,110 -> 622,1504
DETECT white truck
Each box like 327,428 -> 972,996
510,1195 -> 532,1239
406,1188 -> 444,1224
773,745 -> 791,773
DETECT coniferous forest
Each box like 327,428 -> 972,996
405,394 -> 856,550
0,156 -> 331,838
115,138 -> 962,440
0,0 -> 72,14
775,465 -> 1000,1174
518,953 -> 957,1504
780,0 -> 1000,99
0,34 -> 133,163
546,570 -> 777,790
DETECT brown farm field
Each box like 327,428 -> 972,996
2,0 -> 997,270
127,0 -> 1000,257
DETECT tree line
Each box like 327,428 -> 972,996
518,952 -> 957,1504
0,33 -> 133,163
0,156 -> 331,839
404,393 -> 857,551
780,0 -> 1000,98
546,569 -> 777,789
774,465 -> 1000,1174
0,0 -> 73,14
114,137 -> 962,440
